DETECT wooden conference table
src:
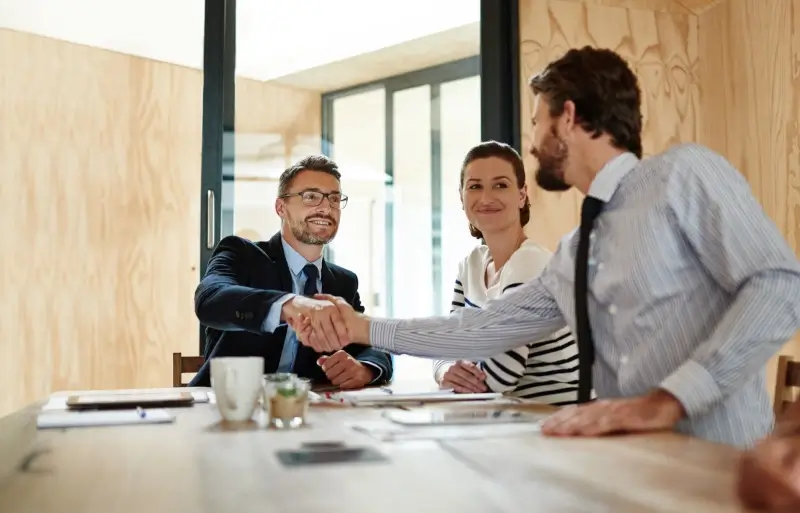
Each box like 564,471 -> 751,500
0,387 -> 753,513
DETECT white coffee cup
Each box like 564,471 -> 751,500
210,357 -> 264,422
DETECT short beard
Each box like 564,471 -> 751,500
288,215 -> 337,245
532,127 -> 571,192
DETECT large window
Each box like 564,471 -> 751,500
321,60 -> 481,381
200,0 -> 521,385
217,2 -> 483,385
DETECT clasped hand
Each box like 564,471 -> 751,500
282,294 -> 358,352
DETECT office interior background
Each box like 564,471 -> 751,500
0,0 -> 797,417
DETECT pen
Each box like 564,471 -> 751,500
136,407 -> 146,419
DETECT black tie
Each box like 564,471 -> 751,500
302,264 -> 319,297
575,196 -> 605,404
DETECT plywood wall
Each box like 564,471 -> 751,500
518,0 -> 699,250
518,0 -> 800,391
0,29 -> 320,416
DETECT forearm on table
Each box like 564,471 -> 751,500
660,274 -> 800,418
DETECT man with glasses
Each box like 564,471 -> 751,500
190,155 -> 393,388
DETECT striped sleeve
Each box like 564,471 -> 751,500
480,345 -> 528,392
370,273 -> 567,359
477,279 -> 527,391
660,145 -> 800,417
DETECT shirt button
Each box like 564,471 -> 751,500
608,304 -> 617,315
620,355 -> 629,365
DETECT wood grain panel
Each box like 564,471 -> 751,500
0,29 -> 321,416
697,0 -> 800,394
555,0 -> 692,14
518,0 -> 699,250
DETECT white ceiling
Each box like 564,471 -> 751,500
0,0 -> 481,82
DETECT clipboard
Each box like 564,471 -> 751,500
65,391 -> 194,410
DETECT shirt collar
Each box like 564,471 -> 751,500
281,237 -> 323,278
586,152 -> 639,202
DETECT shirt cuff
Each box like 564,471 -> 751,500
360,361 -> 383,384
433,361 -> 455,385
262,293 -> 296,333
368,318 -> 401,352
659,359 -> 723,418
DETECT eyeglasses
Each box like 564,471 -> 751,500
280,190 -> 348,209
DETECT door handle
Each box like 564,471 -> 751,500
206,189 -> 216,249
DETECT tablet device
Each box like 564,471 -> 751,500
383,408 -> 541,426
276,447 -> 388,467
65,391 -> 194,410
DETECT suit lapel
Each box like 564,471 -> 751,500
321,261 -> 337,296
261,232 -> 293,293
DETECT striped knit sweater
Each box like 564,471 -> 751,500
433,240 -> 581,405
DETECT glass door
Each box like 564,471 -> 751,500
203,0 -> 484,384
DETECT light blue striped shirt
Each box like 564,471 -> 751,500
369,144 -> 800,448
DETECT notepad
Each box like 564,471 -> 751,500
315,388 -> 502,405
37,409 -> 175,429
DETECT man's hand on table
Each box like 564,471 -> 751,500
293,294 -> 370,352
439,361 -> 488,393
541,389 -> 685,437
316,350 -> 374,389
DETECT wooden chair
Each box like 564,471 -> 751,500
172,352 -> 205,387
773,355 -> 800,415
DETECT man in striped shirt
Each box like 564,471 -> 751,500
292,46 -> 800,448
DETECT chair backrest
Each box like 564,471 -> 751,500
774,355 -> 800,415
172,352 -> 205,387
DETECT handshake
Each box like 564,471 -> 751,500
280,294 -> 370,352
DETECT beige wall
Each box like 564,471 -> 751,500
0,29 -> 320,416
517,0 -> 800,393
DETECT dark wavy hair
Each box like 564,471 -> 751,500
528,46 -> 643,158
459,141 -> 530,239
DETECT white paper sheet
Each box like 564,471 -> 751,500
37,408 -> 175,429
349,420 -> 542,442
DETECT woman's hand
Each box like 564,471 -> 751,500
439,360 -> 488,393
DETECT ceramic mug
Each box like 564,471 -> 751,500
210,357 -> 263,422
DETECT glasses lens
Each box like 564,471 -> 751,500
301,191 -> 323,206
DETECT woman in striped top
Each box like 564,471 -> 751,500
433,141 -> 580,405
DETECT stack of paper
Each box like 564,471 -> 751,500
312,388 -> 503,406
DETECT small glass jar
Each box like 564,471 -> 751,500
261,373 -> 295,413
268,377 -> 311,429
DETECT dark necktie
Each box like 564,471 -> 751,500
302,264 -> 319,297
575,196 -> 605,403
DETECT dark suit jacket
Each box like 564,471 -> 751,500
190,233 -> 393,386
